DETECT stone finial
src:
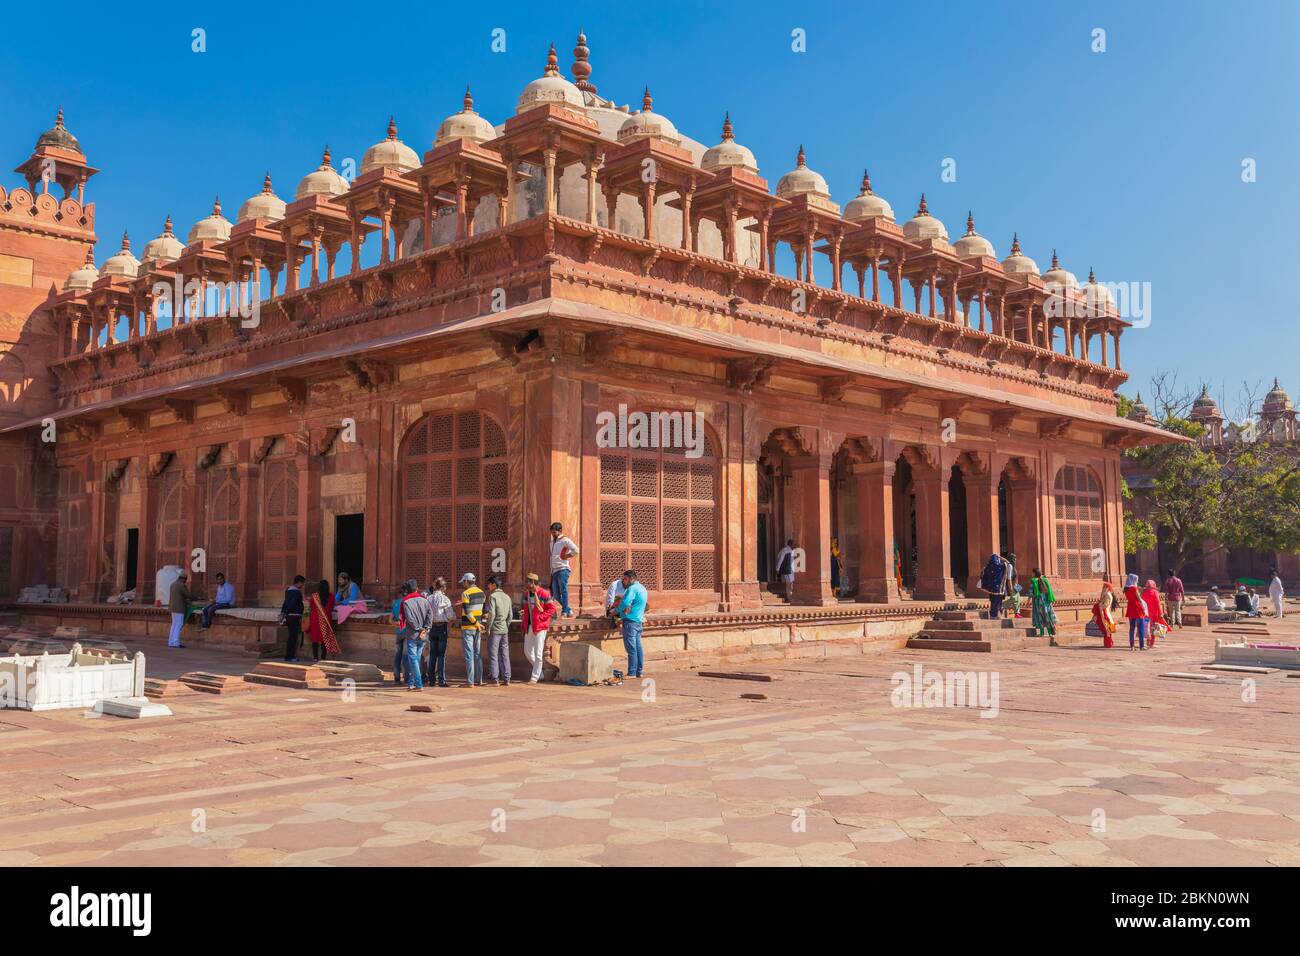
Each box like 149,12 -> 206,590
572,29 -> 596,92
83,245 -> 95,265
917,193 -> 929,216
642,87 -> 653,112
321,145 -> 333,167
546,42 -> 559,76
163,215 -> 174,235
463,85 -> 474,112
796,144 -> 807,167
1088,266 -> 1096,283
860,169 -> 873,194
386,115 -> 398,140
722,112 -> 734,141
212,196 -> 222,216
1051,249 -> 1060,269
262,171 -> 274,193
120,230 -> 130,250
1010,232 -> 1022,255
55,106 -> 66,129
965,211 -> 976,235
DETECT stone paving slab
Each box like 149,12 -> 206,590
1,620 -> 1299,866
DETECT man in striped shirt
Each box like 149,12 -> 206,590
457,573 -> 486,687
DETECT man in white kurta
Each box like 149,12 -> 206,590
1268,571 -> 1285,619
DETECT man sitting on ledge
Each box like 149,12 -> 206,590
200,572 -> 236,629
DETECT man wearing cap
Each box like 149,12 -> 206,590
549,522 -> 579,617
520,572 -> 560,683
613,569 -> 649,679
457,573 -> 486,687
397,579 -> 434,691
482,575 -> 514,686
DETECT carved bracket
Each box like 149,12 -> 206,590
727,357 -> 775,393
148,451 -> 174,477
276,377 -> 308,415
879,387 -> 916,414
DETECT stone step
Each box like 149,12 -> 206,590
244,662 -> 331,690
178,671 -> 253,694
907,637 -> 993,652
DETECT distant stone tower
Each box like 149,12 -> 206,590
1259,379 -> 1297,443
1189,385 -> 1225,447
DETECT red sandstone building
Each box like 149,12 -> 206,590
0,37 -> 1177,619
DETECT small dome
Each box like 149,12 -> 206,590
843,170 -> 894,223
435,87 -> 497,146
1081,267 -> 1114,309
361,117 -> 421,175
617,88 -> 681,145
1190,386 -> 1223,420
901,194 -> 947,242
516,43 -> 585,114
65,247 -> 98,291
34,107 -> 81,153
1042,250 -> 1079,290
952,212 -> 995,259
187,197 -> 232,244
1263,378 -> 1293,413
100,231 -> 140,279
1127,392 -> 1155,423
776,145 -> 831,200
700,113 -> 759,175
141,216 -> 185,265
238,172 -> 287,223
1000,233 -> 1039,276
296,146 -> 351,200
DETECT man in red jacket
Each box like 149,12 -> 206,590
520,572 -> 560,683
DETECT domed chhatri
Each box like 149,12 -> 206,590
361,117 -> 421,175
617,87 -> 681,145
100,231 -> 140,279
1263,378 -> 1293,413
1000,233 -> 1039,277
238,172 -> 287,224
1042,250 -> 1079,290
435,87 -> 497,147
296,146 -> 351,200
64,246 -> 99,291
776,145 -> 831,201
1081,267 -> 1113,310
952,212 -> 995,259
901,194 -> 947,242
1190,385 -> 1223,419
1127,392 -> 1156,423
701,113 -> 759,175
843,170 -> 894,223
187,197 -> 233,244
35,107 -> 82,154
141,216 -> 185,265
517,43 -> 585,114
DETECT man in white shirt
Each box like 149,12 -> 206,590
605,575 -> 626,630
775,539 -> 797,602
549,521 -> 579,617
1269,570 -> 1286,619
422,577 -> 455,688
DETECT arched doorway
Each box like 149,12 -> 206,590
261,446 -> 299,590
948,465 -> 968,592
892,454 -> 916,590
156,460 -> 188,572
399,409 -> 508,588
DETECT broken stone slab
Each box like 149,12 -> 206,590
408,703 -> 439,713
314,660 -> 385,684
558,642 -> 614,686
244,662 -> 331,690
89,696 -> 173,719
1201,664 -> 1279,674
1159,672 -> 1220,681
178,671 -> 253,694
698,671 -> 774,682
144,677 -> 197,699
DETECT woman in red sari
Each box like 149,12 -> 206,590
1142,579 -> 1168,647
307,579 -> 340,661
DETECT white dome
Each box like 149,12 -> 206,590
187,197 -> 233,244
901,194 -> 947,242
141,216 -> 185,265
361,117 -> 420,175
1041,250 -> 1079,290
100,232 -> 139,279
237,172 -> 287,223
516,44 -> 585,114
435,87 -> 497,146
952,212 -> 995,259
843,170 -> 894,222
776,146 -> 831,199
700,114 -> 758,174
295,146 -> 350,200
65,248 -> 98,291
1001,234 -> 1039,276
1082,268 -> 1114,309
617,88 -> 680,145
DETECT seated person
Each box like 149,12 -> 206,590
1234,586 -> 1252,613
201,572 -> 236,629
1248,589 -> 1261,617
335,572 -> 363,606
1207,587 -> 1227,612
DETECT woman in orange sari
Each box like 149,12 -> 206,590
307,579 -> 340,660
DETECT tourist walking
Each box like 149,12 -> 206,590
1029,568 -> 1057,637
167,572 -> 191,648
549,522 -> 579,617
424,577 -> 453,687
1269,569 -> 1285,619
280,575 -> 305,661
200,572 -> 236,629
457,572 -> 486,686
482,575 -> 514,686
1124,573 -> 1149,650
397,579 -> 433,691
1093,574 -> 1119,648
1142,579 -> 1168,647
775,539 -> 797,602
614,569 -> 648,678
978,553 -> 1010,618
1163,569 -> 1184,628
521,572 -> 559,683
390,584 -> 409,685
830,537 -> 844,597
307,579 -> 340,661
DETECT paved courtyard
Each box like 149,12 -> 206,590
3,615 -> 1299,867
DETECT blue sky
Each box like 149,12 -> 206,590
4,0 -> 1295,415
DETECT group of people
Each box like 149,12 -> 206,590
1206,570 -> 1286,619
1093,574 -> 1170,650
978,552 -> 1057,636
277,572 -> 369,661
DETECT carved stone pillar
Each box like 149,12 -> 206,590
853,459 -> 899,603
911,448 -> 956,601
962,460 -> 1000,596
786,430 -> 836,606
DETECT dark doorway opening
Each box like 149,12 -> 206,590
948,466 -> 968,590
335,514 -> 364,585
125,528 -> 139,591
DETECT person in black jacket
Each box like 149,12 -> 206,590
280,575 -> 306,662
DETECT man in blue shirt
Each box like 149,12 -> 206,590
200,572 -> 236,629
614,569 -> 649,678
